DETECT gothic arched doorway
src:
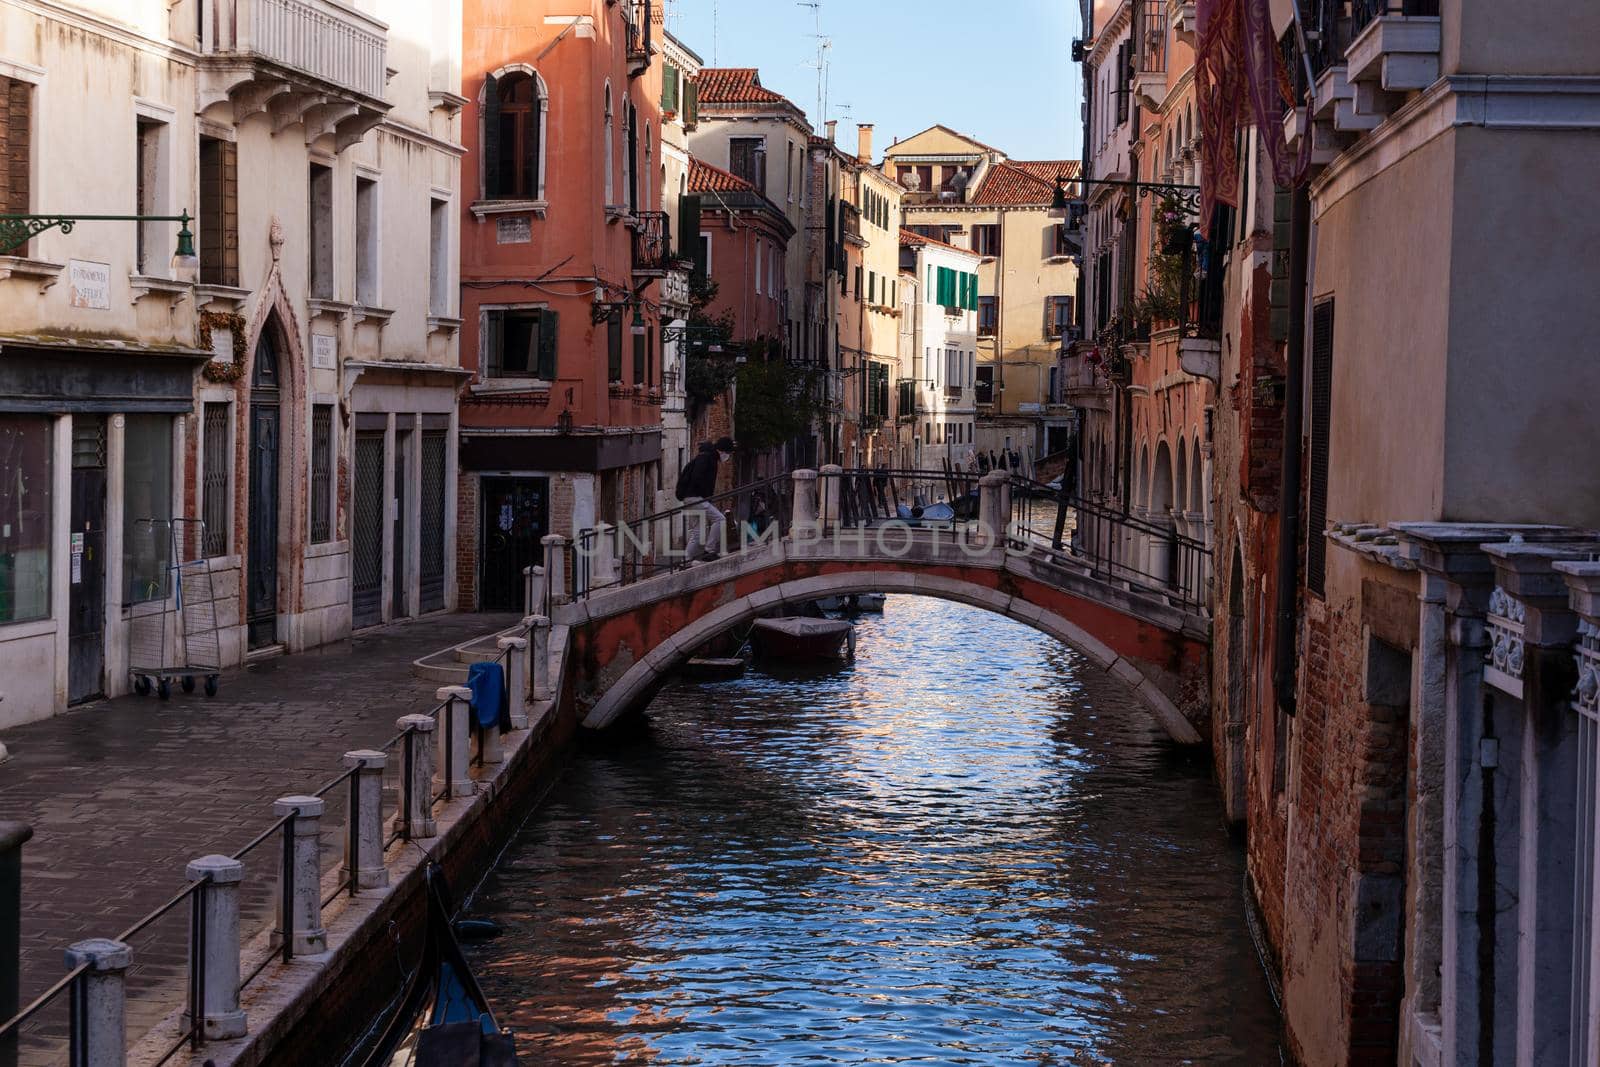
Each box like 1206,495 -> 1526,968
247,326 -> 282,648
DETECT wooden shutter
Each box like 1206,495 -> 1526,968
679,193 -> 701,263
482,75 -> 501,198
633,327 -> 646,383
1307,298 -> 1334,596
683,77 -> 698,126
537,309 -> 559,379
485,310 -> 503,378
662,62 -> 679,111
607,309 -> 623,382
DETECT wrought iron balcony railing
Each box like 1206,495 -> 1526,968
632,212 -> 672,277
1350,0 -> 1440,38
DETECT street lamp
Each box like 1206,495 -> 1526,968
630,305 -> 647,338
0,210 -> 200,267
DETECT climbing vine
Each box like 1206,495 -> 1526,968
197,310 -> 248,384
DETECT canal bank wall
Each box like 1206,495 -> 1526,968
131,622 -> 580,1067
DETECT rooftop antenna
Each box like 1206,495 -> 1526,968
798,1 -> 828,128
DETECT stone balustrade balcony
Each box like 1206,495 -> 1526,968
198,0 -> 390,149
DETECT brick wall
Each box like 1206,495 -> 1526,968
455,475 -> 478,610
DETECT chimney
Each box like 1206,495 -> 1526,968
825,120 -> 838,143
857,123 -> 874,164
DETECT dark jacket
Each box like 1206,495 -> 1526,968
676,442 -> 720,500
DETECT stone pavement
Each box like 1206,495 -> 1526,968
0,612 -> 516,1010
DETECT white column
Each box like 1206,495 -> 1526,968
63,938 -> 130,1067
527,616 -> 552,702
184,855 -> 246,1039
792,468 -> 819,532
977,471 -> 1008,547
542,535 -> 569,605
434,686 -> 474,798
591,521 -> 618,588
396,714 -> 437,839
341,750 -> 388,891
818,464 -> 843,527
272,796 -> 327,955
498,635 -> 529,729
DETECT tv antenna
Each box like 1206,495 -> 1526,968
798,0 -> 829,129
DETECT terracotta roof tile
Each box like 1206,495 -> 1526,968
696,68 -> 793,106
899,227 -> 981,258
687,157 -> 756,194
969,162 -> 1060,206
1009,160 -> 1083,184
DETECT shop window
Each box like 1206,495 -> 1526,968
0,415 -> 52,624
123,414 -> 173,603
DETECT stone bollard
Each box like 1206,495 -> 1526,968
272,796 -> 327,956
184,855 -> 247,1039
341,751 -> 389,891
977,471 -> 1009,547
528,616 -> 552,702
541,535 -> 569,605
499,635 -> 530,729
63,939 -> 131,1067
2,820 -> 31,1060
396,714 -> 438,839
791,469 -> 819,535
818,464 -> 843,530
434,686 -> 475,799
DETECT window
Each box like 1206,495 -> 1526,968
198,137 -> 238,286
135,116 -> 169,276
123,414 -> 173,603
853,265 -> 862,298
1047,295 -> 1074,338
484,71 -> 543,200
0,415 -> 52,624
787,142 -> 795,202
755,241 -> 764,297
0,76 -> 32,244
730,137 -> 766,190
973,224 -> 1001,257
355,175 -> 378,306
1051,223 -> 1079,258
603,85 -> 615,205
769,243 -> 779,298
625,101 -> 637,214
607,307 -> 623,382
1307,298 -> 1334,596
976,365 -> 995,405
698,230 -> 712,279
484,308 -> 559,379
632,323 -> 647,384
429,198 -> 449,315
308,162 -> 333,298
978,296 -> 998,337
310,405 -> 333,543
201,404 -> 230,557
868,271 -> 876,305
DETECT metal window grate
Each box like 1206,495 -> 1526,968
201,404 -> 229,557
352,432 -> 385,629
1307,298 -> 1334,596
420,431 -> 447,613
71,416 -> 106,469
310,406 -> 333,543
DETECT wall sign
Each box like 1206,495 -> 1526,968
312,333 -> 337,369
496,216 -> 531,244
68,260 -> 111,310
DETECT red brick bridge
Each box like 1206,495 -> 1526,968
543,470 -> 1214,744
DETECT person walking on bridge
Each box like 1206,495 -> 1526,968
677,437 -> 735,561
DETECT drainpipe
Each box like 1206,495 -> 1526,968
1272,184 -> 1311,714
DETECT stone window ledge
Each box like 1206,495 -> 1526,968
354,304 -> 395,327
0,256 -> 64,292
469,199 -> 548,220
307,298 -> 355,322
130,274 -> 192,305
427,315 -> 462,334
194,283 -> 250,311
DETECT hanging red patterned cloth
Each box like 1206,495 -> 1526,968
1195,0 -> 1244,235
1195,0 -> 1309,237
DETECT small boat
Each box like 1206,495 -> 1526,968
749,617 -> 855,662
680,655 -> 749,681
896,501 -> 956,522
852,593 -> 887,613
360,867 -> 517,1067
813,594 -> 886,615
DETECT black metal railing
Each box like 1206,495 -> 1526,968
631,211 -> 672,275
0,963 -> 89,1067
1351,0 -> 1439,36
115,879 -> 211,1065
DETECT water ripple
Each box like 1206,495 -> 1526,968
465,596 -> 1282,1065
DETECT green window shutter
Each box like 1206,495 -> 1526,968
679,193 -> 701,261
607,310 -> 623,381
684,78 -> 698,125
485,310 -> 503,378
662,62 -> 678,111
537,309 -> 559,379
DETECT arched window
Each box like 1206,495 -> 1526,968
483,69 -> 544,200
604,84 -> 615,205
625,101 -> 638,214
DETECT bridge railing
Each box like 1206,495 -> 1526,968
562,467 -> 1211,617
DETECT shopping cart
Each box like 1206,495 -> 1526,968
127,518 -> 222,699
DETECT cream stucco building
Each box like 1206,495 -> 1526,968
883,126 -> 1080,468
0,0 -> 463,727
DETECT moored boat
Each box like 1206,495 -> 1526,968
359,866 -> 517,1067
680,655 -> 750,680
749,617 -> 855,662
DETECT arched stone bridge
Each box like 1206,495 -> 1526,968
545,470 -> 1214,744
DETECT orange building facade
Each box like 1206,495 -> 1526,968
455,0 -> 668,611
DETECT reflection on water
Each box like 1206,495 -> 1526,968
464,596 -> 1282,1064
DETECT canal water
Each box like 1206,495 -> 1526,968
462,596 -> 1283,1064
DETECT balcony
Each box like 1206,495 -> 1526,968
1345,0 -> 1441,121
631,212 -> 672,278
1169,0 -> 1196,45
626,0 -> 654,78
1132,0 -> 1168,110
841,203 -> 864,246
198,0 -> 389,149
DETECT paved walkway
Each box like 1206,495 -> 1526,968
0,612 -> 515,1009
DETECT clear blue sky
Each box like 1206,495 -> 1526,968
664,0 -> 1084,162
